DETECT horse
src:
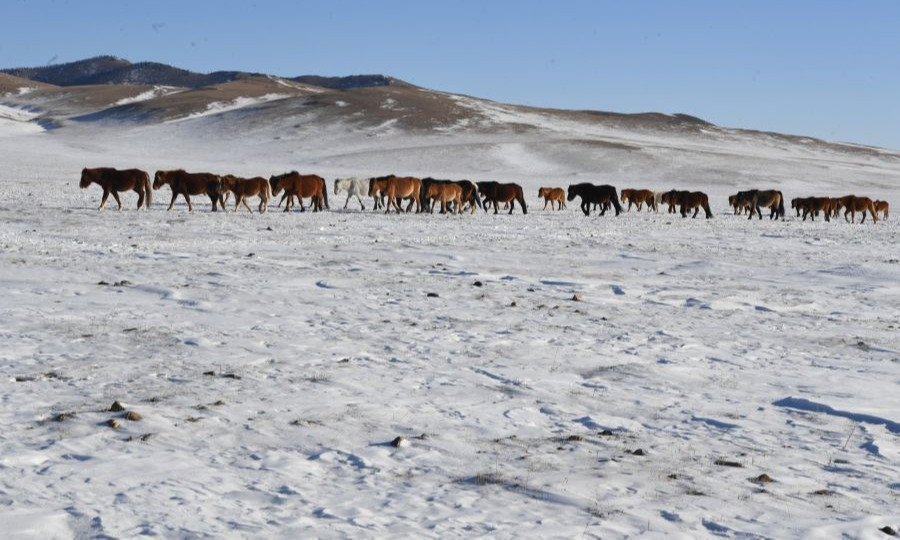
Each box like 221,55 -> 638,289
424,182 -> 462,214
334,177 -> 368,210
420,178 -> 453,212
567,183 -> 621,216
730,194 -> 752,215
80,167 -> 152,210
384,176 -> 422,213
455,180 -> 482,213
874,200 -> 889,220
660,190 -> 681,214
663,190 -> 713,219
737,189 -> 784,220
834,195 -> 877,223
368,174 -> 395,210
620,188 -> 656,212
269,172 -> 329,212
220,175 -> 271,213
797,197 -> 835,222
153,169 -> 225,211
790,197 -> 804,217
478,181 -> 527,214
538,187 -> 566,210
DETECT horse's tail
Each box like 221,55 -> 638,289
517,186 -> 527,215
321,177 -> 329,210
611,188 -> 623,215
703,194 -> 713,218
143,172 -> 152,208
777,191 -> 785,219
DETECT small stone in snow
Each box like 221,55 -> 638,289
390,436 -> 409,448
107,418 -> 121,429
109,401 -> 125,412
124,411 -> 142,421
473,281 -> 483,287
572,293 -> 582,301
426,292 -> 439,298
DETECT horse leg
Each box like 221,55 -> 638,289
543,199 -> 549,211
135,188 -> 145,210
693,206 -> 700,218
167,192 -> 177,211
98,188 -> 111,210
184,194 -> 194,212
356,194 -> 365,210
111,191 -> 123,210
241,196 -> 253,213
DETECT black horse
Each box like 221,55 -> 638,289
567,183 -> 622,216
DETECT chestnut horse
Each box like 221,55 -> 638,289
424,182 -> 463,214
538,187 -> 566,210
874,200 -> 889,220
368,174 -> 395,210
663,190 -> 713,219
620,188 -> 656,212
153,169 -> 225,211
478,181 -> 527,214
834,195 -> 877,223
220,175 -> 271,213
384,176 -> 422,213
567,183 -> 621,216
269,172 -> 329,212
80,167 -> 152,210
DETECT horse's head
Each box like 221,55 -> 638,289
566,185 -> 577,202
152,170 -> 168,190
269,175 -> 283,196
79,168 -> 94,189
538,187 -> 546,198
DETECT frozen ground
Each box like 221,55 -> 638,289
0,114 -> 898,538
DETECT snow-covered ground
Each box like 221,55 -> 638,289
0,113 -> 898,538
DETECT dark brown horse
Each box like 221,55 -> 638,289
269,172 -> 329,212
478,181 -> 527,214
620,188 -> 657,212
834,195 -> 878,223
729,193 -> 752,215
455,180 -> 482,213
736,189 -> 784,220
538,187 -> 566,210
663,190 -> 713,219
796,197 -> 835,222
220,175 -> 271,213
80,167 -> 152,210
153,169 -> 225,211
567,183 -> 621,216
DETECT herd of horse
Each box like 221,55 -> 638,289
79,167 -> 889,224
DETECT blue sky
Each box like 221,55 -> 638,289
3,1 -> 899,149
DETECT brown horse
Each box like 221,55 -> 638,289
790,197 -> 804,217
797,197 -> 835,222
538,187 -> 566,210
834,195 -> 877,223
567,183 -> 621,216
367,174 -> 395,210
478,181 -> 527,214
620,188 -> 656,212
269,172 -> 329,212
730,193 -> 752,215
874,200 -> 889,220
737,189 -> 784,220
425,182 -> 462,214
384,176 -> 422,213
663,190 -> 713,219
153,169 -> 225,211
80,167 -> 152,210
455,180 -> 482,213
220,175 -> 272,213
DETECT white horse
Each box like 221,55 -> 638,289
334,177 -> 368,210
